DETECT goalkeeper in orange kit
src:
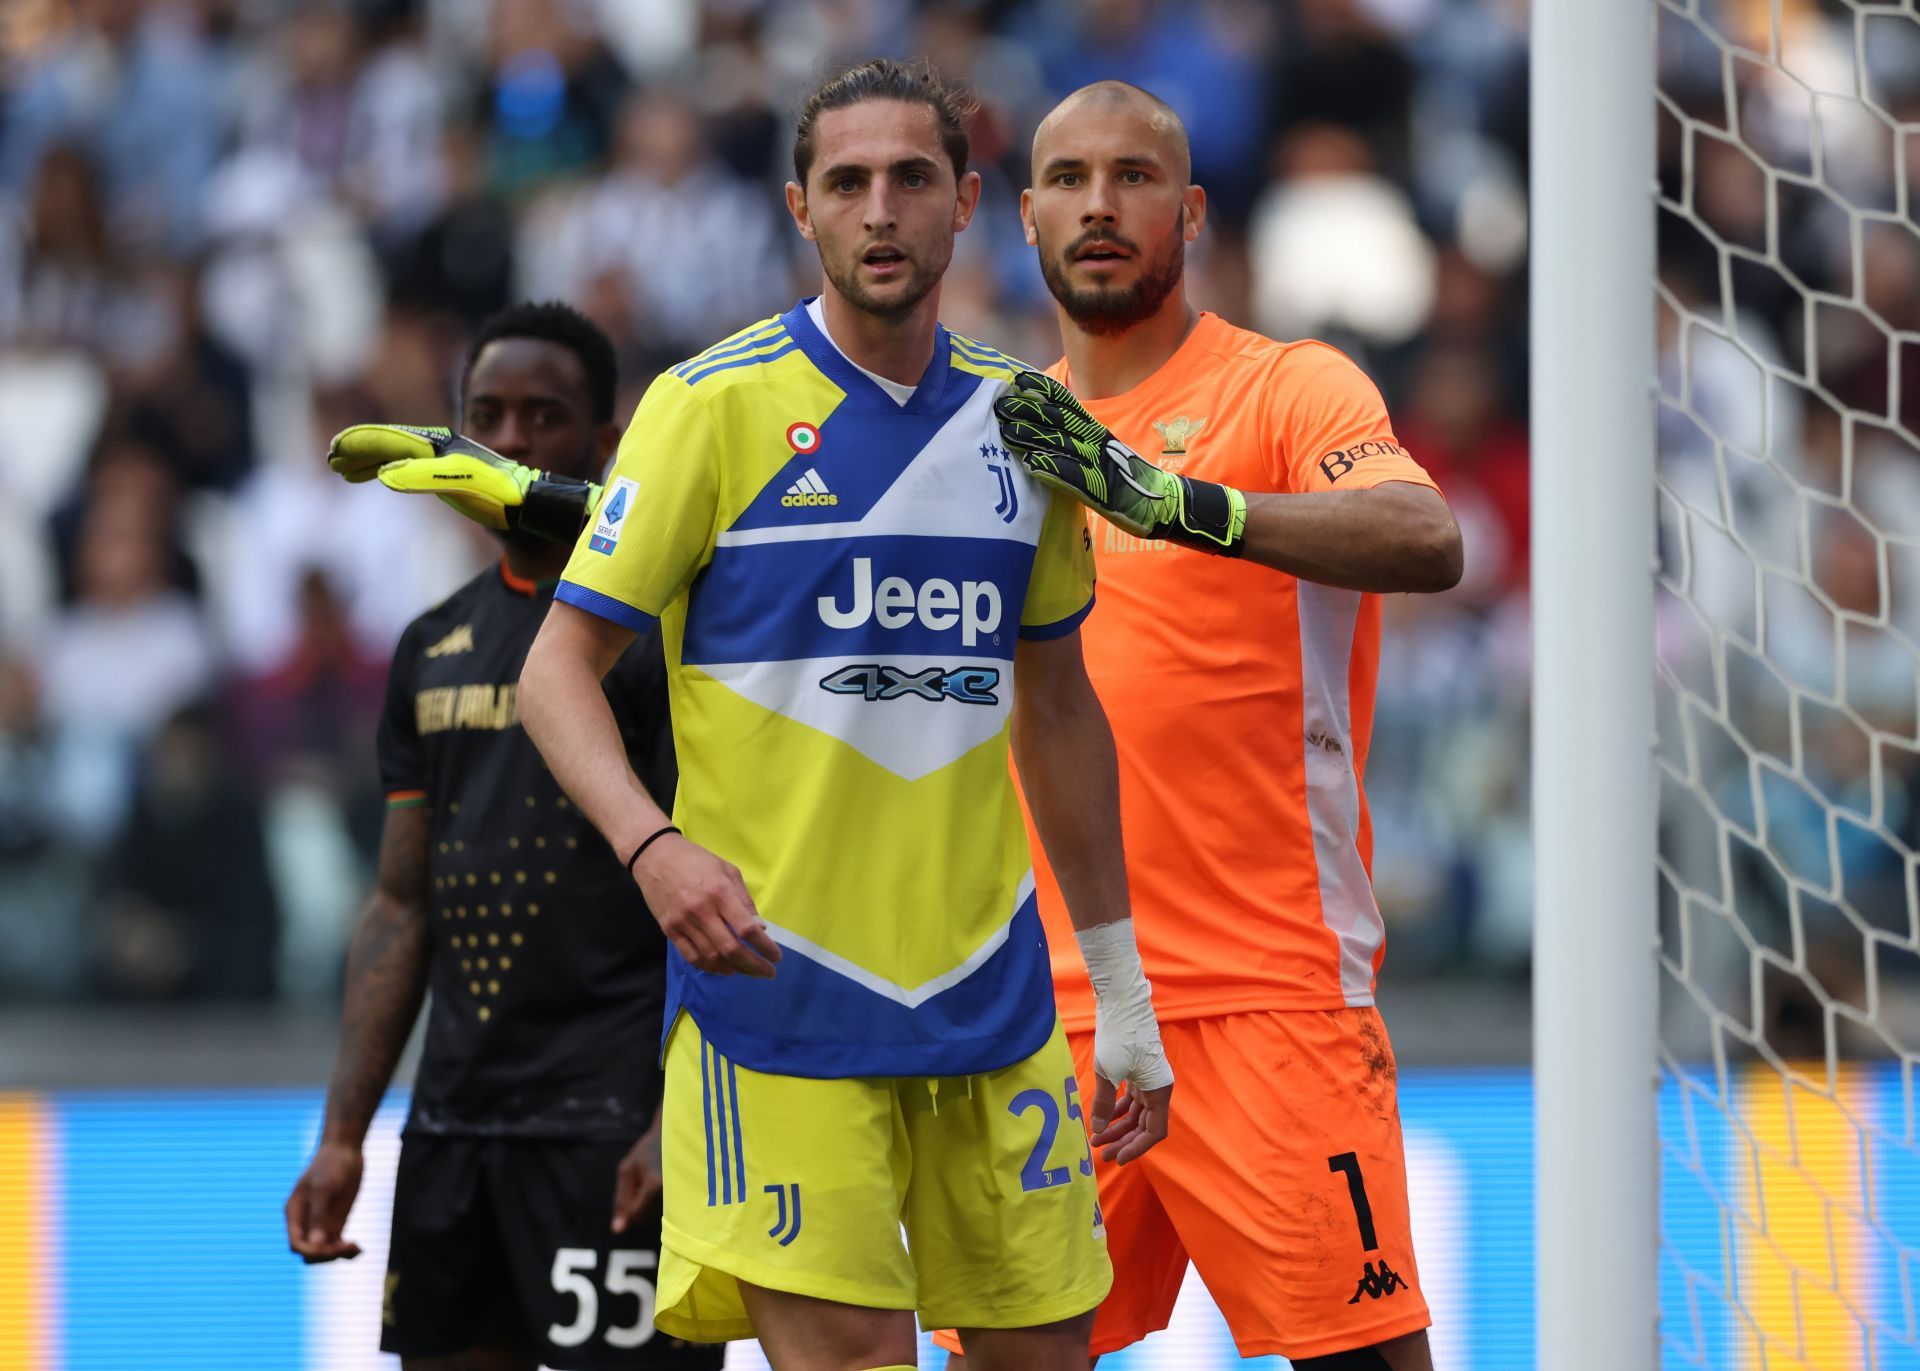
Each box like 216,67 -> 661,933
947,82 -> 1462,1370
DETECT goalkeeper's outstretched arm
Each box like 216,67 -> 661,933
1235,482 -> 1462,591
328,424 -> 597,543
994,370 -> 1463,588
1010,628 -> 1172,1166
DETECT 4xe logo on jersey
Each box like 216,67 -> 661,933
817,557 -> 1003,647
1347,1259 -> 1407,1304
820,663 -> 1001,705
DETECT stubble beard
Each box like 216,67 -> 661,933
823,241 -> 950,324
1039,211 -> 1186,337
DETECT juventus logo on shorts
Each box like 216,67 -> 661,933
764,1183 -> 802,1246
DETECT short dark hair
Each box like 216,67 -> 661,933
792,58 -> 975,187
464,301 -> 618,423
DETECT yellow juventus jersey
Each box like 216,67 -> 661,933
557,300 -> 1094,1078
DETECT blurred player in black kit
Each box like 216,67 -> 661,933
285,302 -> 720,1371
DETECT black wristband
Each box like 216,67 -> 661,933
512,475 -> 595,544
1170,476 -> 1238,551
625,825 -> 681,875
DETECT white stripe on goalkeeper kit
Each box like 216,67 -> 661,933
1296,581 -> 1384,1005
759,871 -> 1037,1007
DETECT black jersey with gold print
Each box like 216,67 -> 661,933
377,560 -> 673,1139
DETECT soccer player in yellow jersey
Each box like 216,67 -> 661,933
517,62 -> 1175,1371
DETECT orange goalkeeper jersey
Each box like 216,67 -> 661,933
1037,314 -> 1439,1028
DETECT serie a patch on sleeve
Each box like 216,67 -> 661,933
589,476 -> 639,554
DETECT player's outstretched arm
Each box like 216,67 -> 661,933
1010,630 -> 1172,1165
1234,482 -> 1462,589
995,370 -> 1463,589
327,424 -> 598,543
520,601 -> 781,980
286,805 -> 433,1263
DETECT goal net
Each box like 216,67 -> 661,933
1653,1 -> 1920,1365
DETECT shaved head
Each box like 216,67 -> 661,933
1033,81 -> 1191,187
1023,81 -> 1202,336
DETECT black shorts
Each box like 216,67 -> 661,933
382,1135 -> 724,1370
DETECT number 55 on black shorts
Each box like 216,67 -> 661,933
381,1135 -> 724,1369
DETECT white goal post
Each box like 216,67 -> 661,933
1539,1 -> 1920,1367
1532,1 -> 1659,1367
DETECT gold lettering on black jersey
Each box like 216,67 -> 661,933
416,683 -> 519,734
425,624 -> 474,657
416,687 -> 456,733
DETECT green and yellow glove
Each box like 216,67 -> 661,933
326,425 -> 597,544
993,371 -> 1246,555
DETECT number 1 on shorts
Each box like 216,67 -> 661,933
1327,1152 -> 1379,1252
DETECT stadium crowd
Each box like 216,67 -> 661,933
25,0 -> 1871,1021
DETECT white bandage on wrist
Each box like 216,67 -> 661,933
1075,919 -> 1174,1092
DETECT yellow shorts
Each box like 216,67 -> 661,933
655,1012 -> 1111,1343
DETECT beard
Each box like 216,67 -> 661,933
821,239 -> 949,322
1038,211 -> 1186,336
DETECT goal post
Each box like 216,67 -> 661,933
1539,0 -> 1920,1365
1531,1 -> 1659,1367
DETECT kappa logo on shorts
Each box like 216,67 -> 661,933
764,1182 -> 802,1246
1347,1259 -> 1408,1304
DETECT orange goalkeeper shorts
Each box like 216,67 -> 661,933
934,1007 -> 1430,1361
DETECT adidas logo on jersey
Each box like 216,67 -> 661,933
782,469 -> 839,507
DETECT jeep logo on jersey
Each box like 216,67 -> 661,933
816,557 -> 1002,647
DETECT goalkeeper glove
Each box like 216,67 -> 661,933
326,425 -> 597,544
993,371 -> 1247,555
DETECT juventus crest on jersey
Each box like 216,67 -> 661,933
558,300 -> 1095,1079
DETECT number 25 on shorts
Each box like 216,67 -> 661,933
1008,1076 -> 1097,1190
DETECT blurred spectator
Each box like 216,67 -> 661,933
478,0 -> 631,197
1022,0 -> 1273,219
92,703 -> 278,1000
228,566 -> 386,812
1278,0 -> 1417,180
1398,344 -> 1528,597
0,0 -> 226,255
37,446 -> 215,845
46,435 -> 201,602
0,141 -> 175,364
1249,123 -> 1436,349
520,86 -> 789,364
111,264 -> 258,492
383,126 -> 515,326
